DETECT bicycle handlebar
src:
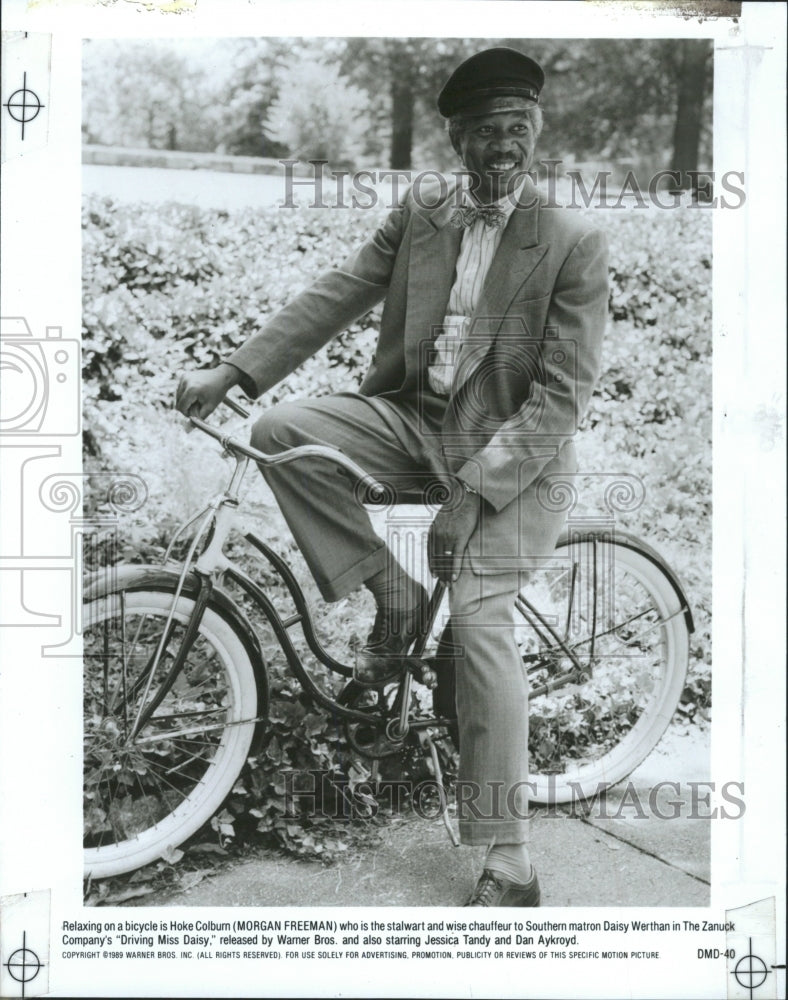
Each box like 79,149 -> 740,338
187,400 -> 387,495
220,396 -> 251,419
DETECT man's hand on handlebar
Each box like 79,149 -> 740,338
175,363 -> 242,419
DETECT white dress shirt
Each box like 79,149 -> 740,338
427,181 -> 524,396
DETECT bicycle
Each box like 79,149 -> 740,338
83,398 -> 694,880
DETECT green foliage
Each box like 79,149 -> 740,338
577,205 -> 712,712
82,39 -> 214,151
82,193 -> 712,870
206,37 -> 292,159
83,37 -> 712,175
264,58 -> 372,165
518,38 -> 712,169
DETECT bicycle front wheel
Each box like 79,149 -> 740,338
519,538 -> 691,805
83,587 -> 260,879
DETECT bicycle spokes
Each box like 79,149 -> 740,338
84,601 -> 237,848
518,540 -> 683,787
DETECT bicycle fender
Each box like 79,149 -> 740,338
556,526 -> 695,633
84,564 -> 270,750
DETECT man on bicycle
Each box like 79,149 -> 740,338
176,47 -> 608,907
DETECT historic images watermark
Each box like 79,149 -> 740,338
279,159 -> 746,211
281,770 -> 745,822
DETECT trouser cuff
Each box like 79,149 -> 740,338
459,819 -> 531,846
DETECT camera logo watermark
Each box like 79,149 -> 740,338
0,318 -> 80,437
0,315 -> 147,650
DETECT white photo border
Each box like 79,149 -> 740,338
0,2 -> 785,998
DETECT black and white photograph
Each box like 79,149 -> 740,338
0,1 -> 785,998
79,31 -> 715,907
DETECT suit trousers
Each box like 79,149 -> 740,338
252,391 -> 531,845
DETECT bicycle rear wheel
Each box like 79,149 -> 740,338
83,587 -> 260,879
519,538 -> 691,804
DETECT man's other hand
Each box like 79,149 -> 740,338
428,485 -> 482,584
175,364 -> 241,420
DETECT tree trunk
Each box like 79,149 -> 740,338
390,74 -> 414,169
671,41 -> 711,188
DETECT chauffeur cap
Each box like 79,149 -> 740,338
437,47 -> 545,118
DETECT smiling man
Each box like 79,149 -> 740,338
442,47 -> 543,206
176,48 -> 609,907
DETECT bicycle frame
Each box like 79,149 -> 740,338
83,403 -> 698,871
152,434 -> 457,736
135,404 -> 695,756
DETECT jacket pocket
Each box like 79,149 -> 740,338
509,291 -> 551,308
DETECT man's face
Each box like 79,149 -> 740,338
456,110 -> 537,203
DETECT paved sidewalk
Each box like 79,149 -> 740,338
129,725 -> 710,909
581,723 -> 711,886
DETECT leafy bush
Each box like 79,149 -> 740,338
82,193 -> 712,872
264,58 -> 372,164
82,195 -> 380,421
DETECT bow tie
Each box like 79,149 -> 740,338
450,204 -> 507,229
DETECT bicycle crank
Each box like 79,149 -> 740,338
416,729 -> 460,847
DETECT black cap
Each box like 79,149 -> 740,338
437,47 -> 545,118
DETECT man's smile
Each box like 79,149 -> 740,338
457,109 -> 537,202
485,156 -> 520,171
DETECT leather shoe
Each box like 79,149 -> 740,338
354,589 -> 429,687
465,867 -> 541,907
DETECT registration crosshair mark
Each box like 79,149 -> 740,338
3,73 -> 45,140
3,931 -> 42,998
731,938 -> 772,998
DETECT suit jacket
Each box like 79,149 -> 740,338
227,175 -> 609,572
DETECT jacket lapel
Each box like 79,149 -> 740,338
453,178 -> 547,394
402,191 -> 463,382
